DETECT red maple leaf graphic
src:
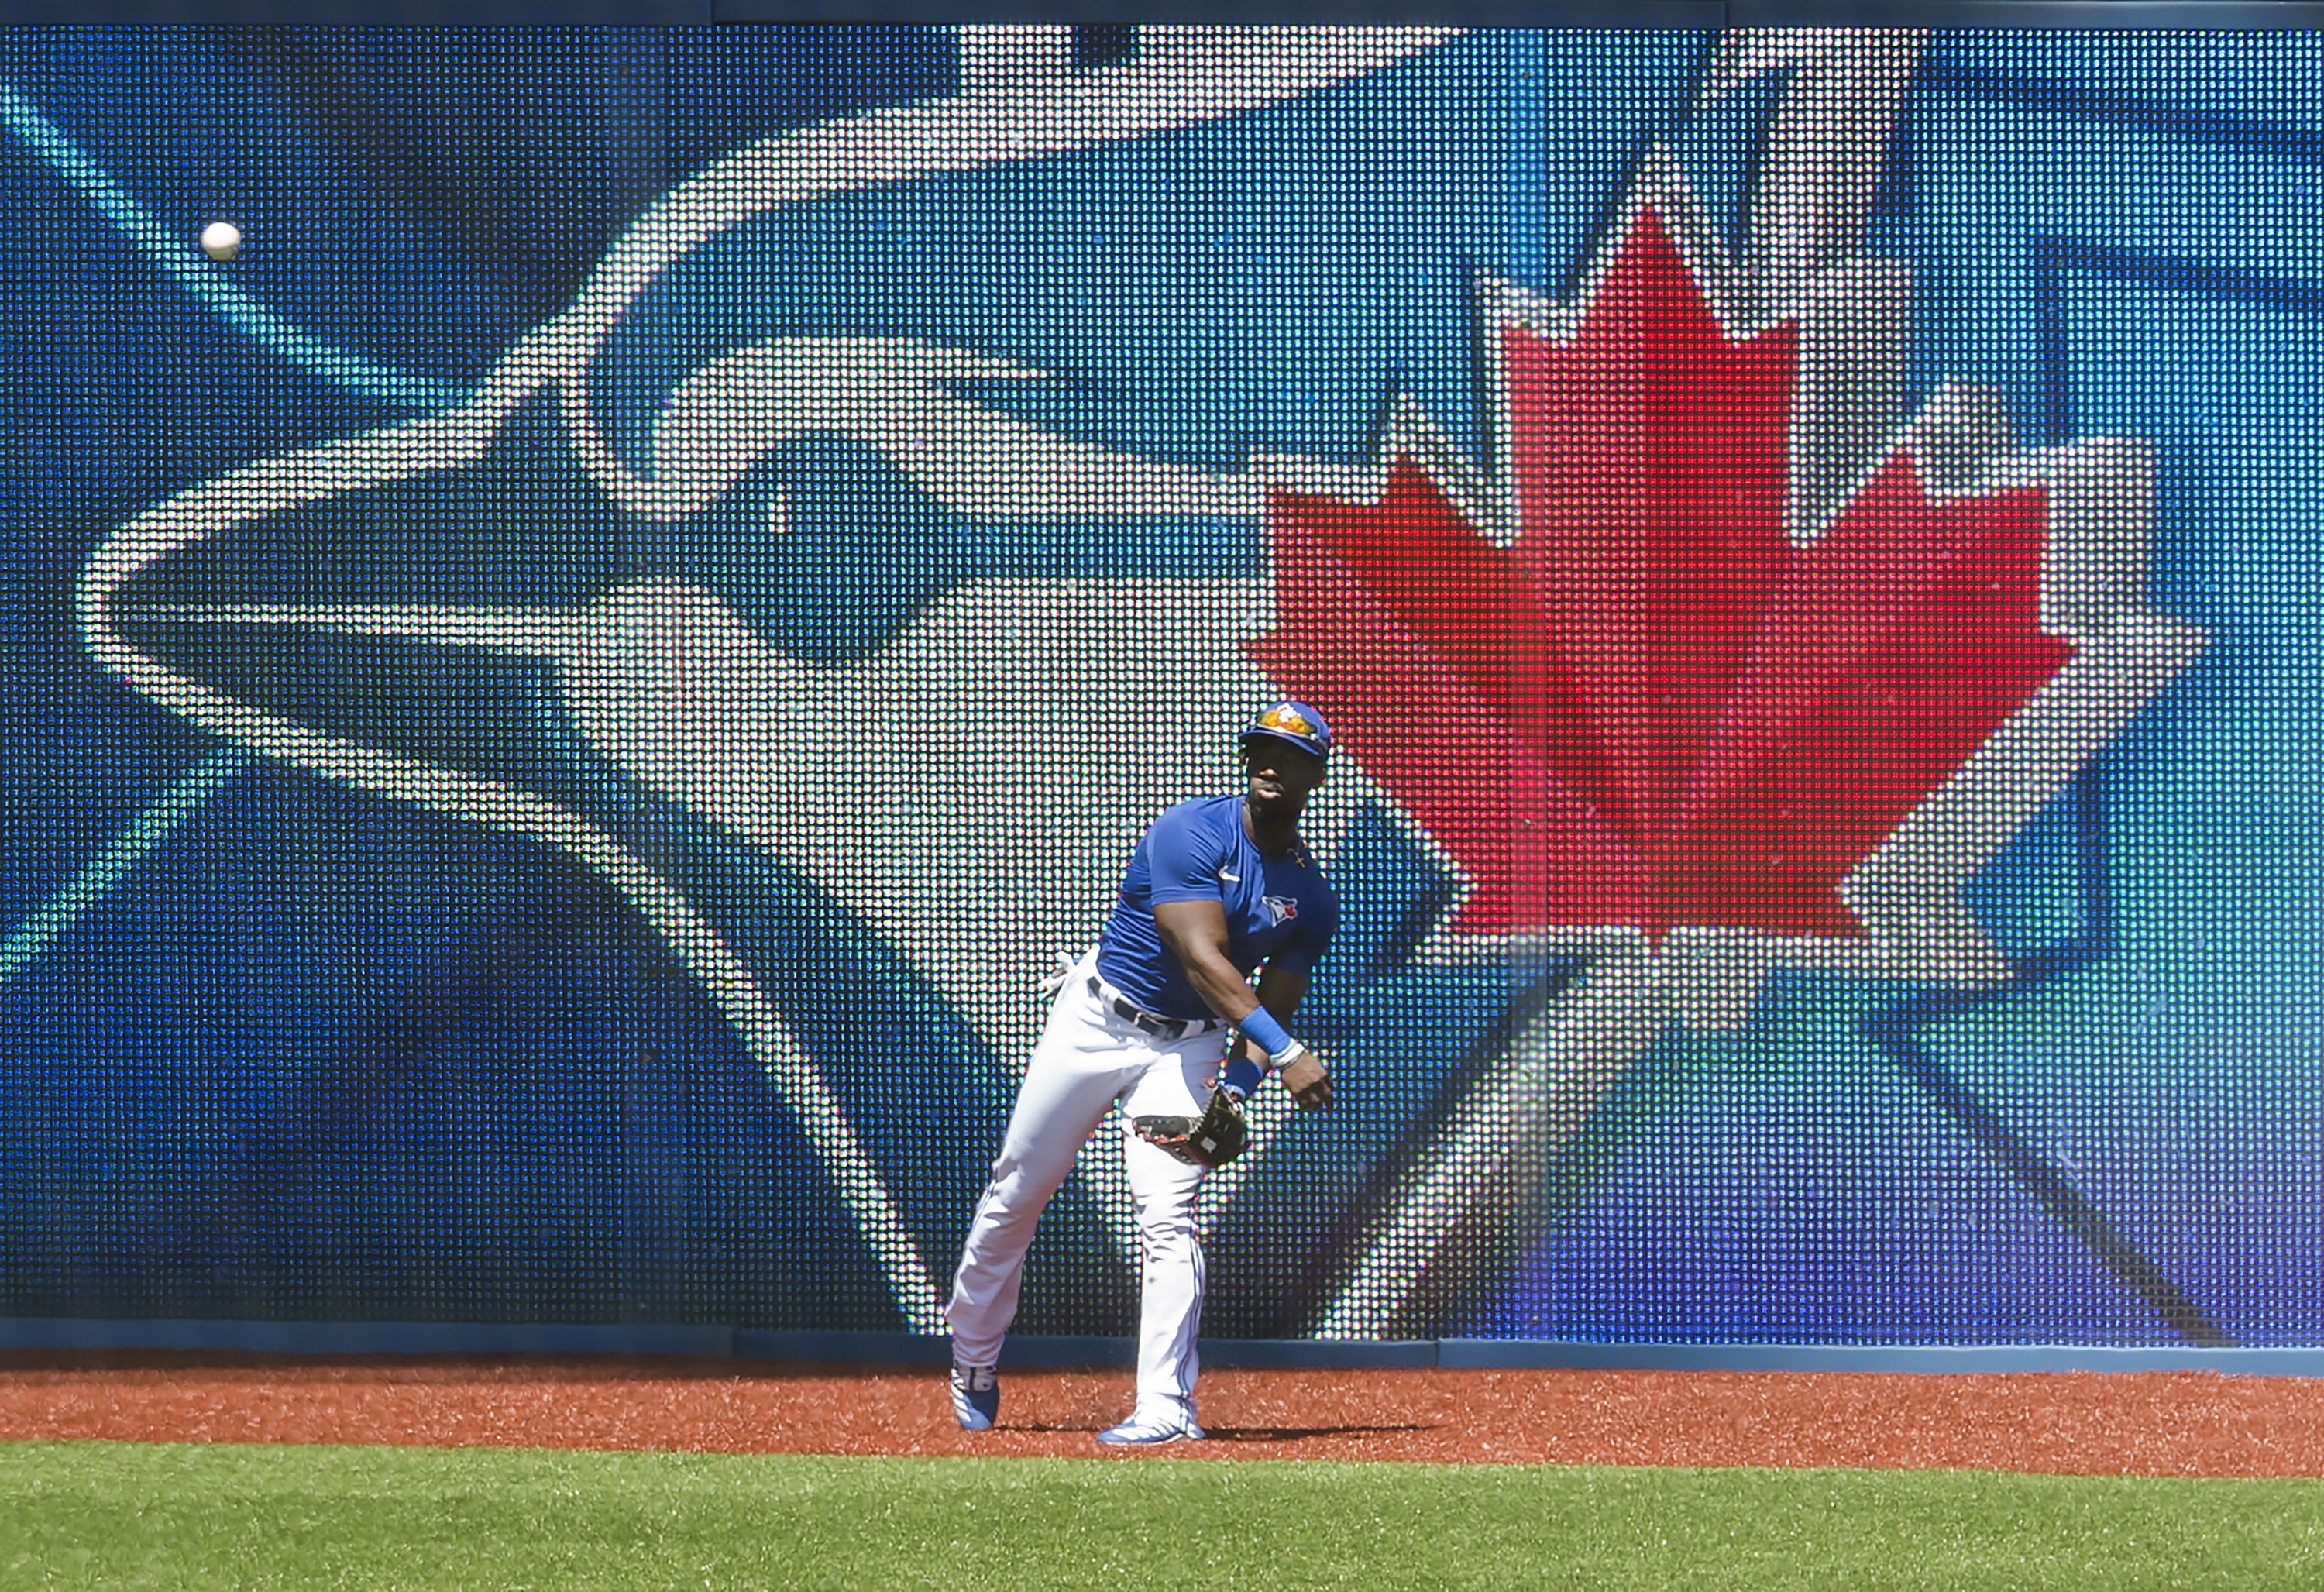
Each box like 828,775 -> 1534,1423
1252,211 -> 2071,942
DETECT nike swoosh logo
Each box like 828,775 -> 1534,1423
1219,870 -> 1240,882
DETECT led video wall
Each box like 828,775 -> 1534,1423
4,26 -> 2317,1346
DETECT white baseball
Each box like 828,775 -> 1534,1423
199,221 -> 242,263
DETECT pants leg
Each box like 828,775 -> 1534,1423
945,958 -> 1136,1367
1120,1037 -> 1226,1420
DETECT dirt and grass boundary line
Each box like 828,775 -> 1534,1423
4,1354 -> 2324,1477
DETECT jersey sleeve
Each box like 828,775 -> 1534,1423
1268,883 -> 1339,977
1142,803 -> 1228,906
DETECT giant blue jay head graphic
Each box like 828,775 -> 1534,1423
78,29 -> 1723,1332
71,27 -> 2252,1346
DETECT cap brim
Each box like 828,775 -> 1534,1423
1239,727 -> 1328,760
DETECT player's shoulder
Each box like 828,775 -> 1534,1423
1140,793 -> 1241,867
1289,837 -> 1339,915
1296,841 -> 1339,899
1152,793 -> 1242,837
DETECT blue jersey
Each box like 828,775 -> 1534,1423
1095,795 -> 1339,1021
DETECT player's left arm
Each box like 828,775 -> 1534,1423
1249,960 -> 1332,1112
1244,878 -> 1337,1111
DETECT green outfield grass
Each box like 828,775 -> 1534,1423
2,1440 -> 2320,1590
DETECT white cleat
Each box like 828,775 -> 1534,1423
1095,1410 -> 1205,1446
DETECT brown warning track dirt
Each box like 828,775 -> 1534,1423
2,1353 -> 2322,1477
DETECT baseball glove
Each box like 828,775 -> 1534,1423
1132,1087 -> 1249,1168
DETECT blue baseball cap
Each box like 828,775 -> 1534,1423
1239,700 -> 1333,762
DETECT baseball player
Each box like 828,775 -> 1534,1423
946,701 -> 1340,1443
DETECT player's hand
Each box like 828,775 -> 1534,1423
1279,1052 -> 1332,1112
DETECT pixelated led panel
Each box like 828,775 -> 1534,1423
2,27 -> 2316,1346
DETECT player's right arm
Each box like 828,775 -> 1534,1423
1152,899 -> 1263,1027
1156,903 -> 1333,1111
1142,806 -> 1263,1026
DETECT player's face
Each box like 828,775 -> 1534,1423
1242,737 -> 1327,820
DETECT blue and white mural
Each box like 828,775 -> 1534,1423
5,26 -> 2318,1346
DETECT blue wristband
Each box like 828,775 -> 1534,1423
1219,1056 -> 1266,1101
1238,1007 -> 1294,1064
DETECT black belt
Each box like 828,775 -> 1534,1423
1087,977 -> 1219,1040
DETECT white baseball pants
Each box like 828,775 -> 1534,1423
946,948 -> 1225,1424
